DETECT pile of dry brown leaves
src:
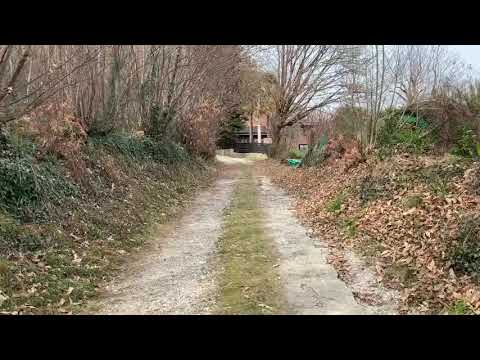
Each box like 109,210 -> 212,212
262,152 -> 480,314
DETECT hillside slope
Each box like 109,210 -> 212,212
263,153 -> 480,314
0,133 -> 214,314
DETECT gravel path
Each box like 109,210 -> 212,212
93,161 -> 241,314
92,155 -> 396,315
257,175 -> 398,315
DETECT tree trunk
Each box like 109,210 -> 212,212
270,122 -> 283,158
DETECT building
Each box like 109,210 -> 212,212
233,123 -> 271,153
233,113 -> 329,154
235,124 -> 270,143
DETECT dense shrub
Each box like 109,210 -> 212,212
450,216 -> 480,279
0,134 -> 77,221
325,192 -> 346,215
407,94 -> 480,152
451,126 -> 480,159
16,102 -> 88,161
178,97 -> 223,159
333,106 -> 369,139
302,134 -> 363,171
0,157 -> 77,222
287,149 -> 305,159
88,135 -> 192,165
302,135 -> 328,167
377,110 -> 435,156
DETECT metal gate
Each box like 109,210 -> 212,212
233,142 -> 270,154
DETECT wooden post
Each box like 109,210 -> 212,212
249,113 -> 253,143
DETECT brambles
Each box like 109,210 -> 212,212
377,111 -> 435,157
450,216 -> 480,279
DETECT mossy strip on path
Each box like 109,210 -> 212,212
215,166 -> 285,314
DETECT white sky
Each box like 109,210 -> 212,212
449,45 -> 480,75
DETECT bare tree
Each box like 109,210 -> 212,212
260,45 -> 353,156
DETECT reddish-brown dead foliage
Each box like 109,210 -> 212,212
16,101 -> 89,182
262,153 -> 480,314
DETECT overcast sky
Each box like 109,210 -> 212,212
449,45 -> 480,75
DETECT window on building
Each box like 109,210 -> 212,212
299,144 -> 308,151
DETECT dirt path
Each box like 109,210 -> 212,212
92,159 -> 244,314
257,175 -> 398,314
90,155 -> 396,315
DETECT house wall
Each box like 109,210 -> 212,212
283,126 -> 313,151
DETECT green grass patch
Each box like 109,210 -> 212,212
326,193 -> 346,215
446,299 -> 474,315
403,194 -> 423,209
341,217 -> 358,238
214,167 -> 285,315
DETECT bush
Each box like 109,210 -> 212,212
0,157 -> 77,221
450,216 -> 480,279
287,149 -> 305,159
16,102 -> 88,162
410,94 -> 479,151
302,135 -> 329,167
0,134 -> 77,221
178,97 -> 223,159
88,135 -> 192,165
0,131 -> 36,159
377,111 -> 435,157
342,217 -> 358,237
451,126 -> 480,159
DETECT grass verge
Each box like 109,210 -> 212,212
214,166 -> 285,315
0,134 -> 215,314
